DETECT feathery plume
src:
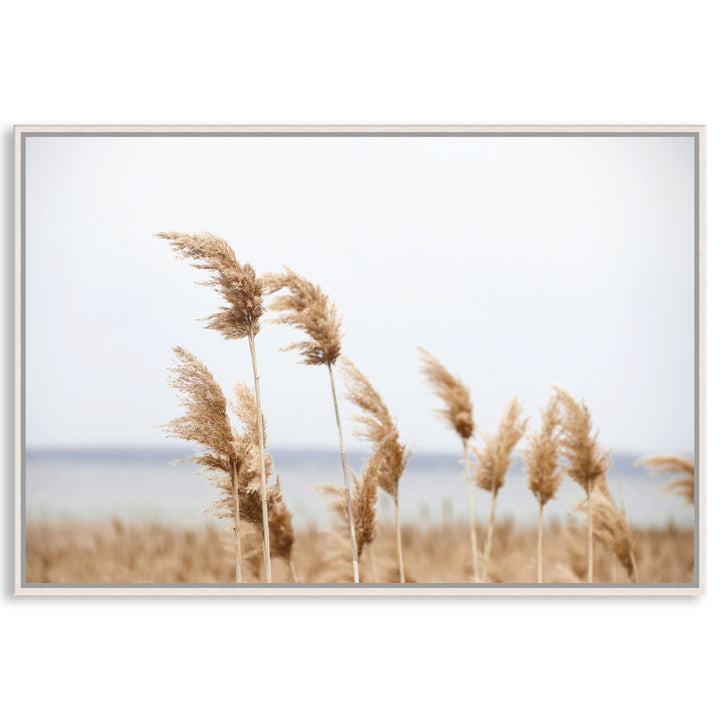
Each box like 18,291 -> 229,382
268,500 -> 296,564
156,231 -> 264,339
158,230 -> 272,582
553,385 -> 609,582
553,386 -> 609,493
577,485 -> 638,582
207,382 -> 277,525
523,395 -> 565,507
317,444 -> 382,561
341,357 -> 411,581
264,266 -> 343,366
522,395 -> 565,582
472,398 -> 527,582
637,454 -> 695,505
265,266 -> 359,582
418,347 -> 479,581
162,347 -> 247,581
472,398 -> 527,495
417,347 -> 474,440
206,381 -> 295,571
341,358 -> 410,500
163,346 -> 235,474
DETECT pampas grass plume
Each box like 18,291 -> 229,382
637,454 -> 695,505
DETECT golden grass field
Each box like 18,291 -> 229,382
25,518 -> 694,584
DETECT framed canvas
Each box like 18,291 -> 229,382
14,125 -> 705,596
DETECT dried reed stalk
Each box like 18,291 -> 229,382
162,348 -> 251,581
208,382 -> 295,577
522,395 -> 564,582
317,445 -> 383,579
341,358 -> 411,582
265,267 -> 359,582
576,484 -> 638,582
553,386 -> 609,583
418,347 -> 479,582
158,231 -> 272,582
472,398 -> 527,582
637,454 -> 695,505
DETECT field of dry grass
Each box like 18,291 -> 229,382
25,518 -> 694,585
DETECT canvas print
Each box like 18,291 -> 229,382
16,127 -> 702,594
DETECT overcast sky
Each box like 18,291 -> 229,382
24,134 -> 695,455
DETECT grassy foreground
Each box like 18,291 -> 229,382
25,518 -> 694,585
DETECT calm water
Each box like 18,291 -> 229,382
24,448 -> 694,529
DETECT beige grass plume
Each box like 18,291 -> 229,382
352,449 -> 382,557
210,479 -> 296,577
265,267 -> 359,582
637,454 -> 695,505
341,358 -> 411,581
418,347 -> 479,581
472,397 -> 527,582
577,484 -> 638,582
158,230 -> 273,582
417,347 -> 474,441
163,347 -> 247,581
521,395 -> 564,582
264,266 -> 343,366
553,385 -> 609,582
209,381 -> 277,528
163,346 -> 235,471
156,231 -> 264,339
317,444 -> 382,579
207,381 -> 296,579
268,501 -> 296,571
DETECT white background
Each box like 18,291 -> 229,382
1,2 -> 716,720
23,134 -> 696,455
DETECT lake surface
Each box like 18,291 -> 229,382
24,447 -> 694,530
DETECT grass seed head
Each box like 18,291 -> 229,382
264,266 -> 343,366
553,386 -> 609,494
317,443 -> 384,558
162,346 -> 236,474
522,395 -> 564,507
157,231 -> 264,339
472,397 -> 527,495
418,347 -> 474,441
340,357 -> 410,499
637,454 -> 695,505
578,485 -> 638,581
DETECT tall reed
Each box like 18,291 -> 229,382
208,381 -> 295,579
341,358 -> 411,582
317,444 -> 382,568
553,386 -> 609,583
637,454 -> 695,505
158,231 -> 273,582
264,267 -> 360,582
521,395 -> 564,582
471,398 -> 527,582
162,347 -> 253,581
418,348 -> 479,581
577,483 -> 638,582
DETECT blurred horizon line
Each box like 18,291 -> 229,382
25,444 -> 694,475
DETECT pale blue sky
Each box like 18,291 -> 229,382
24,134 -> 695,455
